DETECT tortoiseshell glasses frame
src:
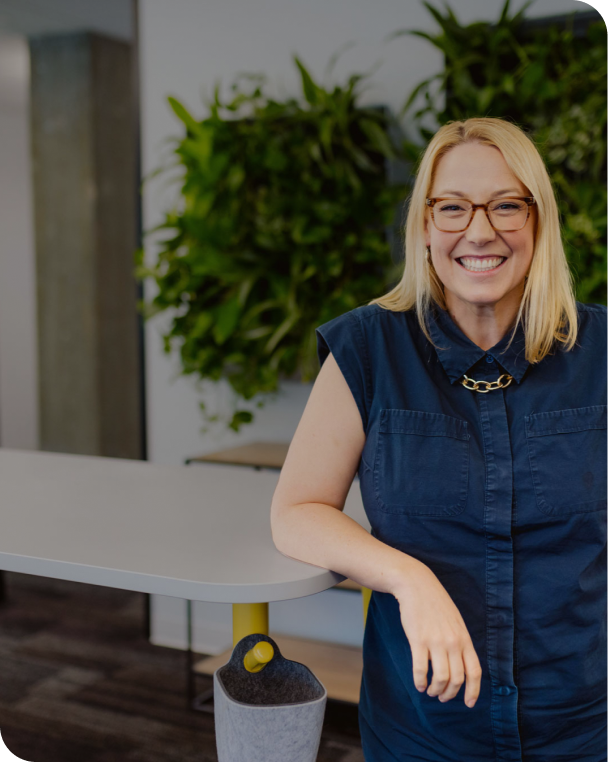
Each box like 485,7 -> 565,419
425,196 -> 536,233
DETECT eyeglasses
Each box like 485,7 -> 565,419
426,196 -> 536,233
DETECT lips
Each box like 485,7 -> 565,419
456,256 -> 508,273
455,256 -> 508,261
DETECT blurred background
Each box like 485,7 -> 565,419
0,1 -> 604,759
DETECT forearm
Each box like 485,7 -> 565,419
271,501 -> 425,598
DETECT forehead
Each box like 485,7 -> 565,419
431,142 -> 527,197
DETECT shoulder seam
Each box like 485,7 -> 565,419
355,304 -> 407,323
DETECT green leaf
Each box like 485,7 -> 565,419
511,0 -> 535,26
212,297 -> 242,345
384,28 -> 412,43
407,29 -> 449,54
294,56 -> 319,105
421,1 -> 457,36
400,72 -> 442,117
264,310 -> 301,354
477,85 -> 495,113
229,410 -> 254,432
323,40 -> 356,81
498,0 -> 512,25
346,143 -> 378,172
190,311 -> 214,339
167,96 -> 205,137
359,118 -> 396,158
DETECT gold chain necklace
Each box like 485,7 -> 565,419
459,373 -> 514,393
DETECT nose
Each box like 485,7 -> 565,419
465,207 -> 496,246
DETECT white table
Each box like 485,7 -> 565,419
0,448 -> 370,643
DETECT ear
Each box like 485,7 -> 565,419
424,217 -> 431,247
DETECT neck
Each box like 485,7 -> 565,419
443,290 -> 523,352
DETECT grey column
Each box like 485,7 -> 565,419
29,32 -> 142,459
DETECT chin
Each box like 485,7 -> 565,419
446,287 -> 506,308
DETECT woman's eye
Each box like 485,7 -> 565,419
440,204 -> 464,212
494,202 -> 520,211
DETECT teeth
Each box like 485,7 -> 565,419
459,257 -> 505,272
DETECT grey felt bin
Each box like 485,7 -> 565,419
214,633 -> 328,762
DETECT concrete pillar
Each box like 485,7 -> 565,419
29,32 -> 142,458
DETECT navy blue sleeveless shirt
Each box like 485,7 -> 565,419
315,300 -> 607,762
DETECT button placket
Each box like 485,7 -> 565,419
477,387 -> 523,759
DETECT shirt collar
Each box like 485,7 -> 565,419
427,302 -> 530,385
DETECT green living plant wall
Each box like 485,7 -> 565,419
392,0 -> 607,305
135,56 -> 407,432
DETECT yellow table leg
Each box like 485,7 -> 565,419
362,586 -> 372,626
233,591 -> 370,647
232,602 -> 269,646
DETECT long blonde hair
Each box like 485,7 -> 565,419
369,117 -> 578,362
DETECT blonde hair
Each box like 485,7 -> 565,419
368,117 -> 578,363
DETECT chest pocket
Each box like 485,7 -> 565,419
373,409 -> 469,517
525,405 -> 607,516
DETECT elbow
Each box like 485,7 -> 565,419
270,524 -> 283,553
271,525 -> 293,560
270,503 -> 287,553
270,501 -> 299,557
270,505 -> 312,565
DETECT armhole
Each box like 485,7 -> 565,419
315,310 -> 371,435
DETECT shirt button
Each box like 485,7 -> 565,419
497,685 -> 513,696
485,354 -> 495,364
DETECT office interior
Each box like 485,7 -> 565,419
0,0 -> 601,759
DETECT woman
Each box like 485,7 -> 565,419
270,117 -> 606,761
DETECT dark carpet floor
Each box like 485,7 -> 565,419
0,572 -> 364,762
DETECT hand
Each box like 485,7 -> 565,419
393,561 -> 482,708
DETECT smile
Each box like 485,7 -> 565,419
456,256 -> 507,273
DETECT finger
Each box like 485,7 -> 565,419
411,644 -> 430,692
462,644 -> 482,708
437,646 -> 465,702
427,648 -> 449,697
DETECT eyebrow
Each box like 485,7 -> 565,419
435,188 -> 523,198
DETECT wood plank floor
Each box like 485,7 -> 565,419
0,572 -> 363,761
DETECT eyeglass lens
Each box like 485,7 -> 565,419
434,198 -> 528,231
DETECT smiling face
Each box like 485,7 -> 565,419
424,142 -> 536,317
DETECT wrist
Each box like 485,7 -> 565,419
388,553 -> 429,600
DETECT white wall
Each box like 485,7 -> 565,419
139,0 -> 592,653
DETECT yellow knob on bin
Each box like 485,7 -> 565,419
243,641 -> 274,673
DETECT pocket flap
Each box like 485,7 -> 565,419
374,409 -> 470,516
380,409 -> 469,441
525,405 -> 607,438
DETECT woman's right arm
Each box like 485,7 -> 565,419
270,350 -> 424,596
270,351 -> 481,709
